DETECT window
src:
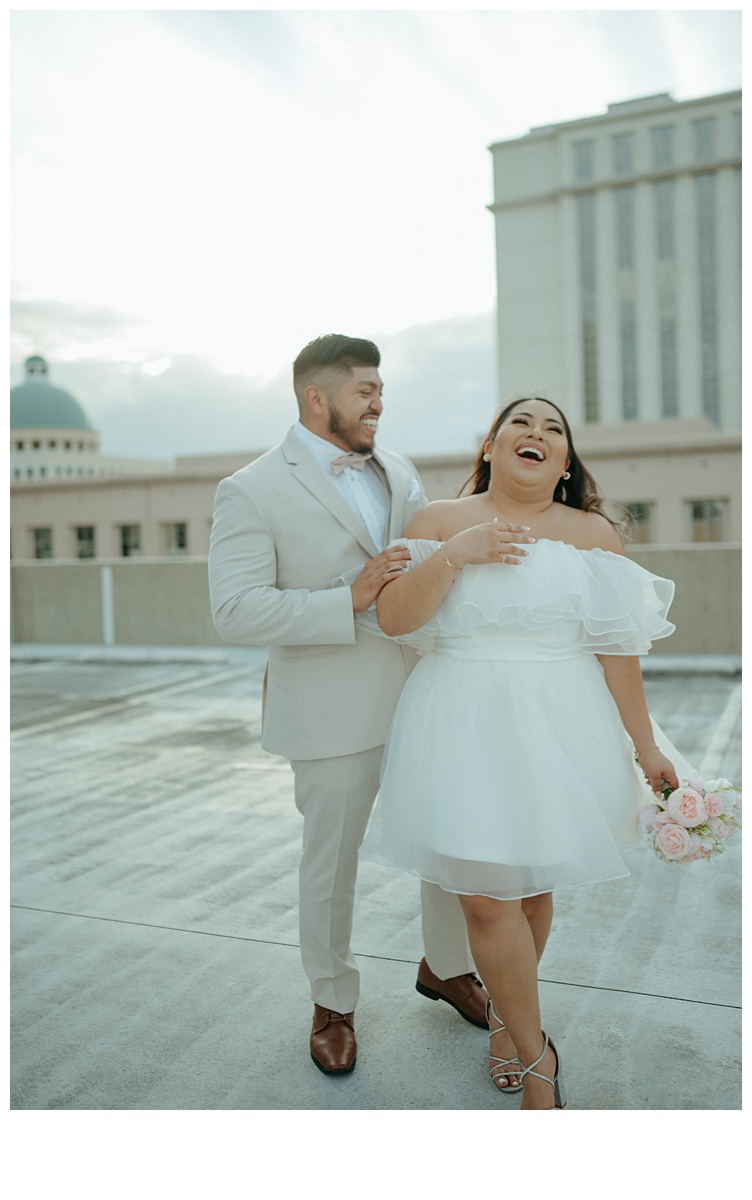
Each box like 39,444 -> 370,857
624,503 -> 653,544
654,179 -> 674,260
651,125 -> 673,168
576,192 -> 599,421
32,440 -> 40,449
615,186 -> 637,420
620,300 -> 638,420
573,139 -> 594,181
120,524 -> 141,557
615,186 -> 634,270
33,527 -> 53,559
690,500 -> 726,542
696,172 -> 719,422
613,132 -> 633,175
164,522 -> 188,555
659,315 -> 678,418
16,440 -> 24,450
76,526 -> 96,559
693,117 -> 716,162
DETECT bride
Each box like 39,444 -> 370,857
358,396 -> 680,1110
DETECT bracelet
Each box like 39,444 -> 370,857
439,546 -> 462,575
636,744 -> 658,759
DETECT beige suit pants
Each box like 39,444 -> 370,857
291,745 -> 475,1013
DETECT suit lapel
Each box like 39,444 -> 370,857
372,451 -> 406,542
282,429 -> 379,557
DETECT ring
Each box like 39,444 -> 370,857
501,553 -> 507,564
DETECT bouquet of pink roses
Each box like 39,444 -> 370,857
639,776 -> 741,864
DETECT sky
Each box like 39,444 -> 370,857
9,5 -> 743,461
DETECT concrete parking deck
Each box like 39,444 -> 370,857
10,647 -> 742,1111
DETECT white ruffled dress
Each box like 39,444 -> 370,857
356,537 -> 681,901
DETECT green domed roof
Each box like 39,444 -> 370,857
10,357 -> 95,432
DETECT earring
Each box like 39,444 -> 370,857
560,471 -> 570,503
483,453 -> 491,462
563,471 -> 571,480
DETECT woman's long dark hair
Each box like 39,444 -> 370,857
459,396 -> 624,532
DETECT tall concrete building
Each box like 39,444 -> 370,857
489,90 -> 742,431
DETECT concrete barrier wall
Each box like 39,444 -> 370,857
10,545 -> 741,654
625,544 -> 741,655
11,562 -> 106,644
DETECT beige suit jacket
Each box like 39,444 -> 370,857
208,427 -> 427,760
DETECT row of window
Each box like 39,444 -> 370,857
625,499 -> 727,544
25,506 -> 727,558
13,465 -> 99,480
30,522 -> 189,560
13,438 -> 94,451
572,111 -> 741,181
576,168 -> 730,423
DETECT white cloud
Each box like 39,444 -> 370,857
10,294 -> 497,460
10,8 -> 742,454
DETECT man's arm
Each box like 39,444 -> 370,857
209,476 -> 357,647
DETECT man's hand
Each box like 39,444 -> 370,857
351,545 -> 412,613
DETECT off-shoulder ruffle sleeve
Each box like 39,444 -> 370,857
440,539 -> 675,654
334,537 -> 676,655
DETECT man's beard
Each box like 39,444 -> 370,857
327,402 -> 374,454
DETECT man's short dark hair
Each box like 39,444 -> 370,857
293,334 -> 380,401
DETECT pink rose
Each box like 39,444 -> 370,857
666,787 -> 708,828
704,793 -> 724,817
688,776 -> 706,794
690,830 -> 715,853
655,822 -> 694,861
653,811 -> 673,829
639,804 -> 660,828
717,819 -> 737,840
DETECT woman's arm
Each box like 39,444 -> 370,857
587,518 -> 678,794
597,655 -> 678,795
375,505 -> 533,636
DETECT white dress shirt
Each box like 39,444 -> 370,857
293,422 -> 390,551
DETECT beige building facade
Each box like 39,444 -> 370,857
10,416 -> 740,563
489,90 -> 742,433
9,89 -> 741,574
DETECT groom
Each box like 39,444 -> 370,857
209,333 -> 488,1074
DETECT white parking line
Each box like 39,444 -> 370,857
698,683 -> 743,778
10,667 -> 248,739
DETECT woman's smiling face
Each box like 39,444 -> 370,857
485,398 -> 570,488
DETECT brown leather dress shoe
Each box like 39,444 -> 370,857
415,957 -> 489,1028
310,1005 -> 357,1074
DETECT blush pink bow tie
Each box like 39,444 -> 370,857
330,452 -> 373,475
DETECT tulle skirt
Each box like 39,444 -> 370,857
360,647 -> 664,900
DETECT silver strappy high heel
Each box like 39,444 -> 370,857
487,999 -> 523,1094
519,1032 -> 567,1109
